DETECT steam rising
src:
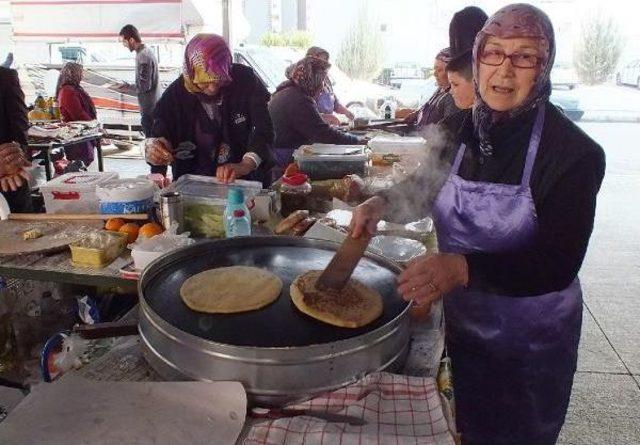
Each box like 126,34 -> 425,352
381,123 -> 455,224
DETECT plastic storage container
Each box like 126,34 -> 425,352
40,172 -> 119,214
97,178 -> 156,214
368,135 -> 427,155
167,175 -> 262,238
293,144 -> 368,180
69,231 -> 127,268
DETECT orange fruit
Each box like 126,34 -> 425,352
104,217 -> 125,231
119,223 -> 140,244
139,222 -> 164,239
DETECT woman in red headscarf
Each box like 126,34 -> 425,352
56,62 -> 97,167
145,34 -> 273,184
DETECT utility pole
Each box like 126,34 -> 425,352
297,0 -> 307,30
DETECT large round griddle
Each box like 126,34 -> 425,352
139,236 -> 411,406
141,237 -> 406,347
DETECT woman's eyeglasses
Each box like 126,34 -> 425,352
480,50 -> 541,69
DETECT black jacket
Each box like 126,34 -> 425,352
0,67 -> 28,146
381,103 -> 605,297
152,64 -> 274,180
0,67 -> 31,213
268,82 -> 362,151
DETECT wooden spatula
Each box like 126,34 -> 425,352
316,235 -> 371,291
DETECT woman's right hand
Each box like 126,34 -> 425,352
349,196 -> 386,239
144,138 -> 174,166
0,142 -> 30,176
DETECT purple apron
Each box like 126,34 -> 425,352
431,107 -> 582,445
316,89 -> 336,115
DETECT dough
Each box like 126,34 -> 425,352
180,266 -> 283,313
290,270 -> 383,328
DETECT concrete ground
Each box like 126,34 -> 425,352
557,122 -> 640,445
99,122 -> 640,443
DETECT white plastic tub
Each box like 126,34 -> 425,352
40,172 -> 119,214
368,135 -> 427,155
97,179 -> 156,214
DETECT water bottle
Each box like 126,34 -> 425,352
224,188 -> 251,238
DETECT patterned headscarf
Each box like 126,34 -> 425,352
56,62 -> 96,118
183,34 -> 233,95
306,46 -> 330,60
472,3 -> 555,156
290,56 -> 331,98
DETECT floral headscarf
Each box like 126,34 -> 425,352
436,47 -> 451,63
183,34 -> 233,95
289,56 -> 331,98
472,3 -> 555,156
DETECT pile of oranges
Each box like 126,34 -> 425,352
104,218 -> 164,244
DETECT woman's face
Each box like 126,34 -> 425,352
447,71 -> 475,110
433,59 -> 449,88
478,36 -> 543,111
195,81 -> 221,97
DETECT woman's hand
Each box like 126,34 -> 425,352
321,113 -> 341,126
216,158 -> 256,184
402,110 -> 419,125
397,253 -> 469,307
349,196 -> 386,239
0,168 -> 32,193
0,142 -> 30,176
144,138 -> 174,166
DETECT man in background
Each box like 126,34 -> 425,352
116,24 -> 162,172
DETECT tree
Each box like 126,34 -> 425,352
574,13 -> 624,85
260,30 -> 313,49
336,7 -> 384,80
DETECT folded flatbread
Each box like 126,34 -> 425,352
290,270 -> 383,328
180,266 -> 283,314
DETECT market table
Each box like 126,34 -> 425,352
0,250 -> 134,288
29,132 -> 105,181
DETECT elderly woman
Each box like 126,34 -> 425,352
145,34 -> 273,184
268,56 -> 364,168
56,62 -> 97,168
351,4 -> 605,444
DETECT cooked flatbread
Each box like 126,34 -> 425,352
290,270 -> 383,328
180,266 -> 283,314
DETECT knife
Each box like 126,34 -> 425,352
316,235 -> 371,291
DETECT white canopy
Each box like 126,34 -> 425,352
10,0 -> 184,41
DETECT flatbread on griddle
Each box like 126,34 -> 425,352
290,270 -> 383,328
180,266 -> 283,314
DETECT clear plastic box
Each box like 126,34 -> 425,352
293,144 -> 368,180
39,172 -> 119,214
168,175 -> 262,238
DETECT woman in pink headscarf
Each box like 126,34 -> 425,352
351,4 -> 605,444
145,34 -> 273,184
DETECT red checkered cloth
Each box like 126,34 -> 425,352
243,372 -> 455,445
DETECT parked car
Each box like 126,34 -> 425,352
551,61 -> 578,90
233,45 -> 396,118
550,89 -> 584,121
616,60 -> 640,88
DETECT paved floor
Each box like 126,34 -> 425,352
100,123 -> 640,443
557,123 -> 640,445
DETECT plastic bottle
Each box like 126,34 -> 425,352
224,188 -> 252,238
380,98 -> 396,119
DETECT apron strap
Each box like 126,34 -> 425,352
451,143 -> 467,174
521,106 -> 546,187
